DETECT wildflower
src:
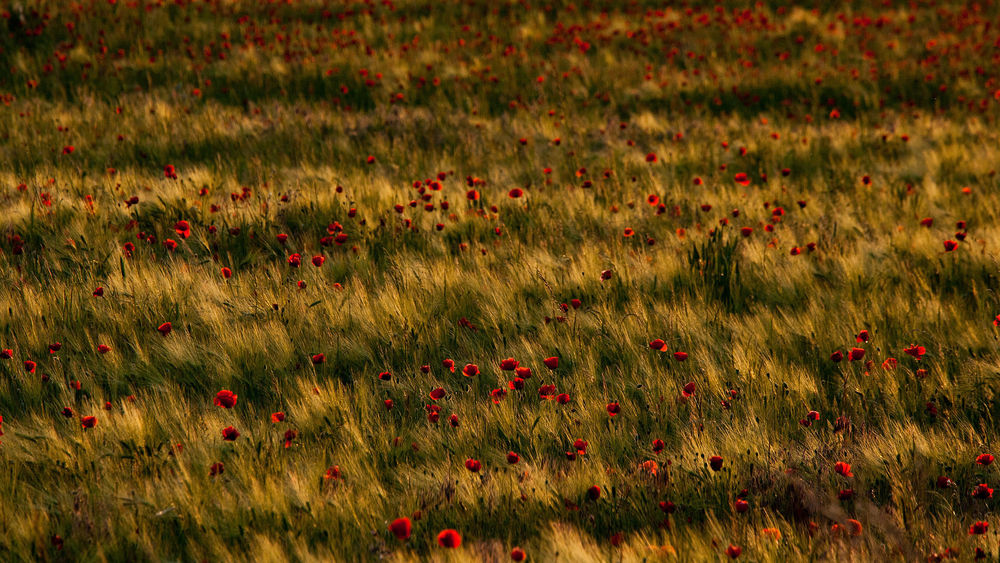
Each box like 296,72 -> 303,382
214,390 -> 237,408
389,517 -> 411,540
437,529 -> 461,548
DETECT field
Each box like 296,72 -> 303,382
2,0 -> 1000,561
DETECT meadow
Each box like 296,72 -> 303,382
2,0 -> 1000,560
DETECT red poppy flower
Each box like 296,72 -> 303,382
726,545 -> 742,559
157,322 -> 172,336
903,345 -> 926,359
508,188 -> 524,198
221,426 -> 240,441
543,357 -> 559,369
937,476 -> 954,488
623,227 -> 635,237
977,454 -> 994,466
507,451 -> 520,464
649,339 -> 667,351
221,267 -> 232,279
23,360 -> 36,373
209,462 -> 224,476
733,173 -> 750,186
538,385 -> 556,400
491,388 -> 507,404
515,366 -> 532,378
511,547 -> 526,561
500,358 -> 519,371
709,455 -> 724,471
312,255 -> 325,267
848,348 -> 865,361
734,499 -> 749,513
830,350 -> 844,362
324,466 -> 341,480
606,402 -> 621,417
682,382 -> 696,397
973,483 -> 994,499
673,352 -> 688,361
970,521 -> 989,535
311,353 -> 325,365
214,390 -> 238,408
271,412 -> 285,423
600,269 -> 613,281
0,349 -> 11,360
80,415 -> 97,429
834,461 -> 853,477
437,529 -> 461,548
169,220 -> 190,239
464,458 -> 481,472
378,371 -> 392,381
943,240 -> 958,252
97,344 -> 111,354
389,517 -> 411,541
462,364 -> 479,377
587,485 -> 601,500
652,439 -> 665,453
287,253 -> 301,267
645,152 -> 657,163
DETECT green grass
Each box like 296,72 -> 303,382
2,0 -> 1000,560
